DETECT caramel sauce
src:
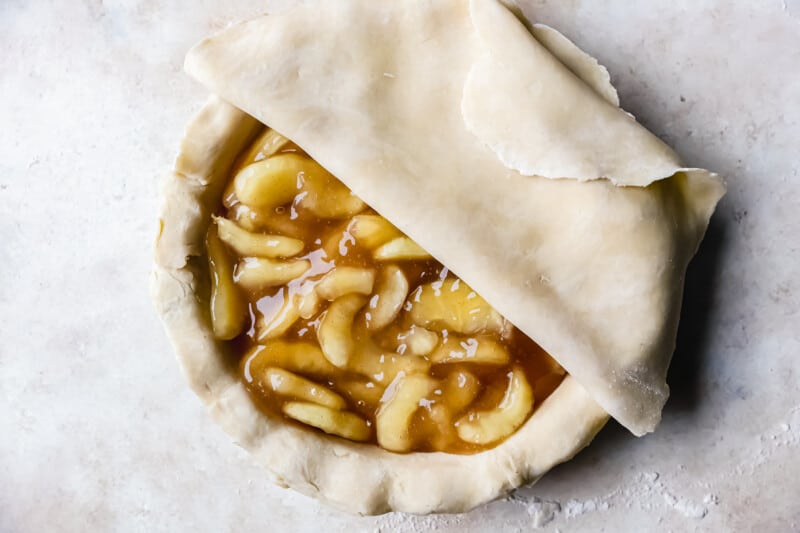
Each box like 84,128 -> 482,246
216,127 -> 565,454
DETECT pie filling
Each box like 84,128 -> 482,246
206,126 -> 566,454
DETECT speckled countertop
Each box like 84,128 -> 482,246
1,1 -> 798,531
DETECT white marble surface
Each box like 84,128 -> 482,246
1,0 -> 798,531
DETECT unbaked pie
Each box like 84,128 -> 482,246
152,0 -> 725,514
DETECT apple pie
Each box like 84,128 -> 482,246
152,0 -> 725,514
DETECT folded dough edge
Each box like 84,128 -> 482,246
183,0 -> 725,436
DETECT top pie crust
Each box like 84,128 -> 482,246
152,0 -> 724,514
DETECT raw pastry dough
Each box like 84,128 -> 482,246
184,0 -> 724,434
152,98 -> 609,514
153,0 -> 724,514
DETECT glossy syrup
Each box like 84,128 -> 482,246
220,127 -> 565,454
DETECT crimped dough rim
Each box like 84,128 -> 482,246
151,96 -> 609,515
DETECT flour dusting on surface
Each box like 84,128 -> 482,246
372,510 -> 463,532
736,406 -> 800,474
562,498 -> 611,518
525,497 -> 562,527
504,469 -> 712,528
499,406 -> 800,529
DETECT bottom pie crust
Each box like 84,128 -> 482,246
152,96 -> 609,514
